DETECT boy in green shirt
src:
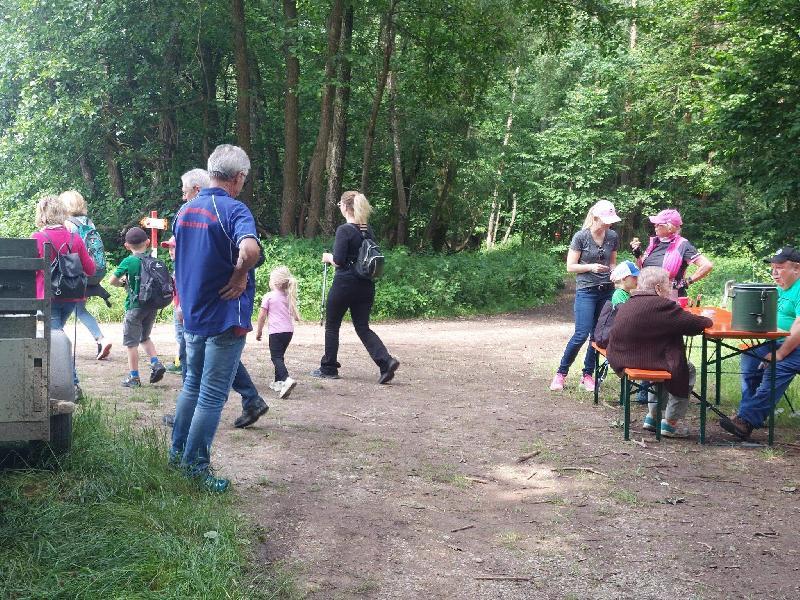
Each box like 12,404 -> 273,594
610,260 -> 640,306
110,227 -> 166,387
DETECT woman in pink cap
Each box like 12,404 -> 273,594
629,208 -> 713,404
630,208 -> 713,297
550,200 -> 620,392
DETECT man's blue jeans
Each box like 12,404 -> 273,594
557,286 -> 612,376
739,342 -> 800,427
171,329 -> 246,475
51,302 -> 79,385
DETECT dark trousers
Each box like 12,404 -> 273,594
269,331 -> 293,382
320,273 -> 390,374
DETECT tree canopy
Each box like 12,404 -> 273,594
0,0 -> 796,254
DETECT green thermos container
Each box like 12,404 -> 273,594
730,283 -> 778,332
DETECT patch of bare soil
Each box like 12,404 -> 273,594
76,291 -> 800,600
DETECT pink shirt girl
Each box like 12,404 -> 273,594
260,291 -> 294,335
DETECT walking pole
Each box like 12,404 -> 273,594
320,262 -> 328,327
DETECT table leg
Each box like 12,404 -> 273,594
715,339 -> 722,405
700,335 -> 708,444
769,340 -> 777,446
655,383 -> 662,442
623,374 -> 630,441
594,358 -> 600,405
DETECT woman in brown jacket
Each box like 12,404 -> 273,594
607,267 -> 712,438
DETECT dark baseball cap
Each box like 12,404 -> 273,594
125,227 -> 149,245
765,246 -> 800,264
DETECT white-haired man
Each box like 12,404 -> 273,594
170,145 -> 262,491
163,167 -> 268,431
720,246 -> 800,440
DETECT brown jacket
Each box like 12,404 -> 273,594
607,292 -> 712,397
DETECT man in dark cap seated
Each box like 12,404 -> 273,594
720,246 -> 800,440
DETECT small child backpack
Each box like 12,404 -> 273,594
137,255 -> 174,309
67,217 -> 106,285
42,232 -> 88,299
593,300 -> 618,350
350,224 -> 385,281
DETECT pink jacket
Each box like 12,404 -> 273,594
32,226 -> 96,301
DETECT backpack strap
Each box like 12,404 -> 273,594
40,230 -> 71,258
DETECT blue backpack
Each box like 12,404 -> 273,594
67,217 -> 106,285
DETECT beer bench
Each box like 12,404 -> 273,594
591,342 -> 672,441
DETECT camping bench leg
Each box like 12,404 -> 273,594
623,374 -> 630,441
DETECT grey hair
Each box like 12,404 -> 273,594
207,144 -> 250,181
636,266 -> 670,295
181,168 -> 211,190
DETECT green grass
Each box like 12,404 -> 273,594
0,401 -> 298,599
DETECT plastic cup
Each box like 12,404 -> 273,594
701,309 -> 716,319
677,297 -> 689,308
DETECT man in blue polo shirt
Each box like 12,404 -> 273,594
720,246 -> 800,440
170,144 -> 262,491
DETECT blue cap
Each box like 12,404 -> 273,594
610,260 -> 640,282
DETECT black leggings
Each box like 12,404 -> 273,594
269,331 -> 293,381
320,273 -> 390,374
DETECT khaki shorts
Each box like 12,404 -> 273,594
123,307 -> 157,347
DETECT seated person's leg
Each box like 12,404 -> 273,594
740,345 -> 769,402
738,345 -> 800,427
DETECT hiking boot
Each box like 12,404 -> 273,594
311,368 -> 340,380
121,375 -> 141,388
279,377 -> 296,399
165,362 -> 182,374
378,358 -> 400,384
150,361 -> 166,384
661,420 -> 689,438
580,373 -> 595,392
719,414 -> 753,440
549,372 -> 566,391
642,415 -> 657,431
233,399 -> 269,429
96,341 -> 112,360
162,413 -> 175,428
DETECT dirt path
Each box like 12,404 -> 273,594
76,294 -> 800,600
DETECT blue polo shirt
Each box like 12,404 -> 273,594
173,188 -> 260,336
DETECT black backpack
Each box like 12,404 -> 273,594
42,232 -> 87,299
593,299 -> 618,350
350,224 -> 385,281
137,255 -> 174,309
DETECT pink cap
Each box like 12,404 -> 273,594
649,209 -> 682,227
160,236 -> 176,248
592,200 -> 621,224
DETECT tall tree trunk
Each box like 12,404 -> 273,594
200,43 -> 220,160
104,135 -> 125,201
501,193 -> 517,244
323,5 -> 354,234
360,1 -> 397,194
280,0 -> 301,235
486,65 -> 520,248
425,160 -> 457,251
231,0 -> 253,203
78,154 -> 96,198
630,0 -> 638,50
302,0 -> 344,238
387,71 -> 408,246
152,23 -> 180,201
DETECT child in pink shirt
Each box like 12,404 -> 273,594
256,266 -> 301,399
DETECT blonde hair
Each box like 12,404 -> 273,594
340,190 -> 372,225
581,202 -> 600,230
35,195 -> 68,228
58,190 -> 87,216
269,265 -> 301,321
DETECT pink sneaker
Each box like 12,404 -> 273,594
580,373 -> 596,392
549,372 -> 566,391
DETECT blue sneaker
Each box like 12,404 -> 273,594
661,420 -> 689,438
642,415 -> 657,431
200,473 -> 230,493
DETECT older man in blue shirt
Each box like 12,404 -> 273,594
170,144 -> 262,491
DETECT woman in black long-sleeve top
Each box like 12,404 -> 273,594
311,191 -> 400,383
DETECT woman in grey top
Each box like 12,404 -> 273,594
550,200 -> 620,392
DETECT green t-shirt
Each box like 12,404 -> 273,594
777,278 -> 800,332
611,288 -> 630,307
114,254 -> 143,310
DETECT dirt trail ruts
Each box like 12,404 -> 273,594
77,292 -> 800,600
